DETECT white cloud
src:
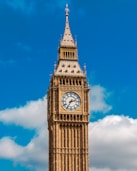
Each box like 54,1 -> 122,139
89,115 -> 137,171
90,85 -> 112,114
0,137 -> 23,159
0,126 -> 48,171
0,96 -> 48,170
89,168 -> 112,171
19,125 -> 48,170
0,115 -> 137,171
0,97 -> 46,129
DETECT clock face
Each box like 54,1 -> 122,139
62,92 -> 81,111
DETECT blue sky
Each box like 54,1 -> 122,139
0,0 -> 137,171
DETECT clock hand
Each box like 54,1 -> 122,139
66,99 -> 72,109
71,99 -> 76,102
66,99 -> 76,109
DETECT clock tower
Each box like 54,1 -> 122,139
47,4 -> 90,171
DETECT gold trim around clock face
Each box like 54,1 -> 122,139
62,92 -> 81,111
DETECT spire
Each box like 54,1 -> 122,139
60,4 -> 76,47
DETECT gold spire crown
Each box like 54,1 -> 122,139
60,4 -> 76,47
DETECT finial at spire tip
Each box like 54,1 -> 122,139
65,3 -> 69,16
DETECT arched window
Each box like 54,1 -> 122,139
63,79 -> 65,85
